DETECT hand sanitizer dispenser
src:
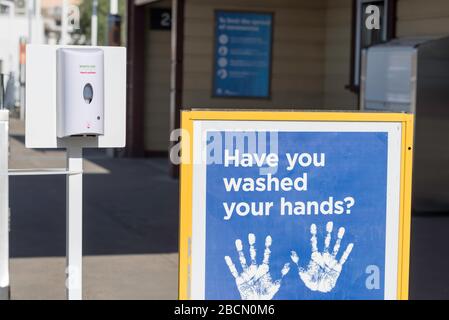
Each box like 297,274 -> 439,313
57,48 -> 104,138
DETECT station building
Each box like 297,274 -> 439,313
125,0 -> 449,158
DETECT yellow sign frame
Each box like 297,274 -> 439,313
178,110 -> 414,300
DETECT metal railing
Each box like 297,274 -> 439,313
0,58 -> 3,109
0,110 -> 9,300
0,73 -> 4,110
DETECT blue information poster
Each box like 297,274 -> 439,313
204,131 -> 388,300
213,11 -> 273,98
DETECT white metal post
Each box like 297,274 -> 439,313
61,0 -> 69,45
110,0 -> 118,15
0,111 -> 9,300
66,146 -> 83,300
91,0 -> 98,46
28,0 -> 35,44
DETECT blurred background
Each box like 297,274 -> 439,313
0,0 -> 127,120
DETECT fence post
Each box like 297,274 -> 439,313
66,146 -> 83,300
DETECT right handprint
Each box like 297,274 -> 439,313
291,221 -> 354,293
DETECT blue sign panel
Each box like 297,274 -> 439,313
213,11 -> 272,98
204,131 -> 389,300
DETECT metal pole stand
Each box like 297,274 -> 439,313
66,146 -> 83,300
7,147 -> 85,300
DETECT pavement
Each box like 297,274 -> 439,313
8,118 -> 179,300
6,117 -> 449,300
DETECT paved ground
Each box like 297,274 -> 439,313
6,117 -> 449,299
8,118 -> 179,299
409,213 -> 449,299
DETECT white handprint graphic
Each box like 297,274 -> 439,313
224,233 -> 290,300
291,221 -> 354,293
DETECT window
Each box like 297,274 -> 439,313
349,0 -> 396,92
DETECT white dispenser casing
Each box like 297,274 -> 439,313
57,48 -> 105,138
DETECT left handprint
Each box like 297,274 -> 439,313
224,233 -> 290,300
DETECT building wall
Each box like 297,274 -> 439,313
144,0 -> 172,152
142,0 -> 449,152
396,0 -> 449,36
322,0 -> 449,110
182,0 -> 327,110
323,0 -> 358,109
